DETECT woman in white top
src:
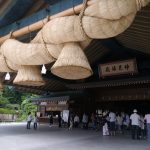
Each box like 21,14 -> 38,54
27,112 -> 32,129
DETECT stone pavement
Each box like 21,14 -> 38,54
0,123 -> 150,150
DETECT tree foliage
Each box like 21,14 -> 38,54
0,86 -> 38,117
2,86 -> 22,104
19,96 -> 37,120
0,92 -> 9,107
0,108 -> 16,114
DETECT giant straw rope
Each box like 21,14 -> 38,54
0,0 -> 149,86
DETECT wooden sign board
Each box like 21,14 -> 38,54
99,59 -> 138,77
46,104 -> 68,111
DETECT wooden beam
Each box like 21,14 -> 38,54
0,0 -> 93,44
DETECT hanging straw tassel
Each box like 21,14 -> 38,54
13,65 -> 45,86
51,42 -> 93,80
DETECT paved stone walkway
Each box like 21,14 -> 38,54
0,123 -> 150,150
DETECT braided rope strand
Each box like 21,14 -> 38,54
78,0 -> 89,39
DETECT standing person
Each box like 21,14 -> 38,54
144,113 -> 150,142
116,113 -> 123,133
102,120 -> 109,136
139,115 -> 145,139
130,109 -> 140,140
82,113 -> 88,129
91,113 -> 96,130
58,113 -> 62,128
27,112 -> 32,129
121,112 -> 126,134
33,113 -> 38,130
125,114 -> 130,130
109,111 -> 116,136
48,114 -> 53,127
49,115 -> 53,127
74,114 -> 80,128
69,116 -> 73,130
122,113 -> 130,133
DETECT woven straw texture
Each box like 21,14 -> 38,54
34,0 -> 150,44
34,14 -> 135,43
39,16 -> 88,44
51,42 -> 93,80
6,59 -> 19,71
1,39 -> 55,65
0,0 -> 149,82
32,30 -> 91,60
32,30 -> 91,53
0,54 -> 13,72
13,65 -> 45,86
31,33 -> 64,59
82,13 -> 135,39
85,0 -> 139,19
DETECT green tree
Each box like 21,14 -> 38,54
0,85 -> 38,119
19,98 -> 37,120
0,92 -> 9,107
0,91 -> 17,114
2,86 -> 22,104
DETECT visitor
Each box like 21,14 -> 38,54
103,121 -> 109,136
116,113 -> 123,133
74,114 -> 80,128
109,111 -> 116,136
130,109 -> 140,140
144,113 -> 150,142
49,115 -> 53,127
58,113 -> 62,128
33,113 -> 38,130
125,113 -> 130,130
122,112 -> 130,134
27,112 -> 32,129
91,113 -> 96,130
96,114 -> 102,131
139,114 -> 145,139
68,116 -> 73,130
82,113 -> 88,129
